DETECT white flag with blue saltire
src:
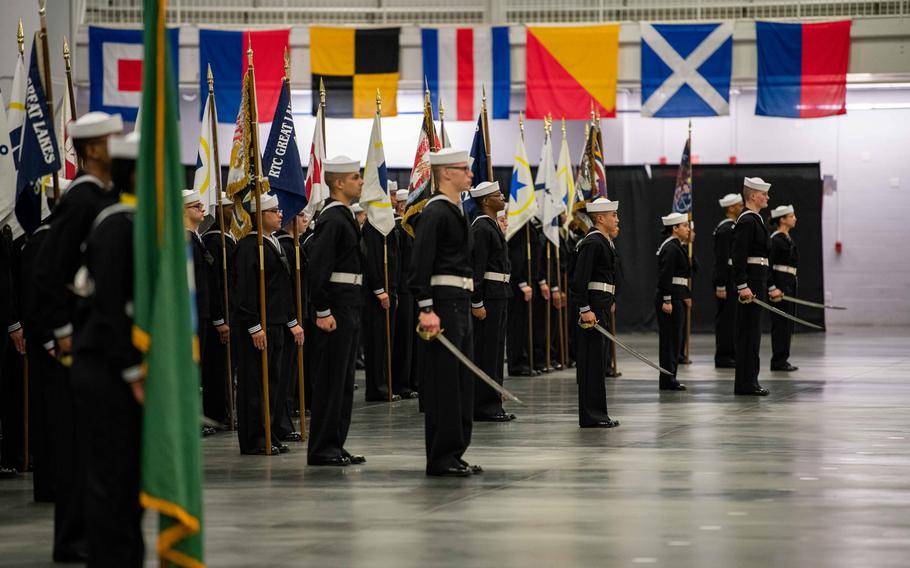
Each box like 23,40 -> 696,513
361,111 -> 395,236
536,132 -> 560,247
193,92 -> 220,217
554,132 -> 573,232
505,135 -> 538,241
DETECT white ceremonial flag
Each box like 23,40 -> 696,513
0,90 -> 23,238
193,93 -> 220,217
537,132 -> 560,247
555,133 -> 574,232
303,105 -> 326,218
361,111 -> 395,236
505,134 -> 538,241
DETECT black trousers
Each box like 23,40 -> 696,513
656,298 -> 684,387
235,325 -> 285,453
307,305 -> 359,462
735,289 -> 766,392
52,365 -> 87,561
73,354 -> 144,567
532,294 -> 550,370
29,345 -> 60,502
275,327 -> 299,439
771,281 -> 797,367
363,294 -> 397,400
392,294 -> 415,393
507,293 -> 532,372
0,339 -> 24,471
473,298 -> 508,419
714,284 -> 737,366
201,321 -> 230,425
576,303 -> 611,426
303,316 -> 317,412
424,297 -> 474,474
602,309 -> 615,375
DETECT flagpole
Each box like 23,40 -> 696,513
247,42 -> 273,456
439,97 -> 446,147
63,37 -> 77,118
516,110 -> 534,372
427,80 -> 438,153
281,53 -> 307,437
38,0 -> 59,205
208,65 -> 236,431
683,120 -> 693,364
559,118 -> 570,368
373,90 -> 395,403
543,118 -> 552,371
598,112 -> 619,376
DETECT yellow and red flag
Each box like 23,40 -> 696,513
525,25 -> 619,119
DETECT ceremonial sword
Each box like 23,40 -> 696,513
578,319 -> 673,375
739,296 -> 824,330
417,327 -> 524,405
779,295 -> 847,310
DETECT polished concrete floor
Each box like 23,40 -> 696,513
2,329 -> 910,567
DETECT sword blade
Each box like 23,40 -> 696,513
749,298 -> 825,330
434,332 -> 524,405
591,324 -> 674,375
781,295 -> 847,310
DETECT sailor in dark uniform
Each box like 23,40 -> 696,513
73,132 -> 144,566
731,177 -> 781,396
411,147 -> 479,477
0,223 -> 25,480
713,193 -> 743,369
200,196 -> 236,428
469,181 -> 514,422
232,193 -> 303,455
33,111 -> 123,563
306,156 -> 366,467
768,204 -> 800,372
391,185 -> 418,396
183,189 -> 218,436
570,198 -> 620,428
655,212 -> 692,391
275,211 -> 307,441
361,184 -> 405,402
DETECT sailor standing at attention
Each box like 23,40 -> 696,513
410,148 -> 480,477
768,204 -> 800,372
730,177 -> 780,396
712,193 -> 743,369
655,212 -> 692,392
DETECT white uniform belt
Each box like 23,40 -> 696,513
773,264 -> 797,275
483,271 -> 510,283
747,257 -> 769,266
431,274 -> 474,291
329,272 -> 363,286
727,259 -> 733,266
587,282 -> 615,294
671,277 -> 689,286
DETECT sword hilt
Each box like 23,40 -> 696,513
738,295 -> 754,305
416,324 -> 443,341
577,317 -> 598,329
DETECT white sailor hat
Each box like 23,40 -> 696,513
324,155 -> 360,173
661,212 -> 688,226
387,180 -> 398,192
351,202 -> 364,214
718,193 -> 743,208
182,189 -> 202,205
587,197 -> 618,213
770,204 -> 795,219
496,209 -> 506,219
249,193 -> 279,212
428,147 -> 473,167
219,196 -> 234,206
743,177 -> 771,192
470,181 -> 500,199
68,112 -> 123,140
395,189 -> 409,201
108,131 -> 139,160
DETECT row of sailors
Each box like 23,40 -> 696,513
0,111 -> 801,564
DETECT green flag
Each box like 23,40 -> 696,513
134,1 -> 205,566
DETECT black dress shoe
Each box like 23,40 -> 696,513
0,467 -> 17,479
277,444 -> 290,454
535,366 -> 553,374
397,390 -> 420,399
475,413 -> 512,422
243,445 -> 281,456
459,460 -> 483,474
580,418 -> 620,428
552,363 -> 564,371
567,360 -> 576,368
343,452 -> 366,464
427,466 -> 471,477
771,363 -> 799,372
308,456 -> 351,466
604,369 -> 622,378
735,387 -> 770,396
715,359 -> 736,369
282,431 -> 303,442
509,367 -> 534,377
660,383 -> 688,391
365,394 -> 402,402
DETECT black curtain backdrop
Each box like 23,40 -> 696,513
198,163 -> 823,334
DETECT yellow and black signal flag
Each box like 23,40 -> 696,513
310,27 -> 400,118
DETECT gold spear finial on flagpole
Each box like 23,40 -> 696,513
63,35 -> 71,69
207,63 -> 213,91
17,19 -> 24,55
519,110 -> 524,138
376,88 -> 381,114
247,33 -> 253,66
482,83 -> 487,111
439,97 -> 445,121
319,76 -> 326,107
561,117 -> 566,137
590,101 -> 595,124
283,46 -> 290,80
39,0 -> 46,17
